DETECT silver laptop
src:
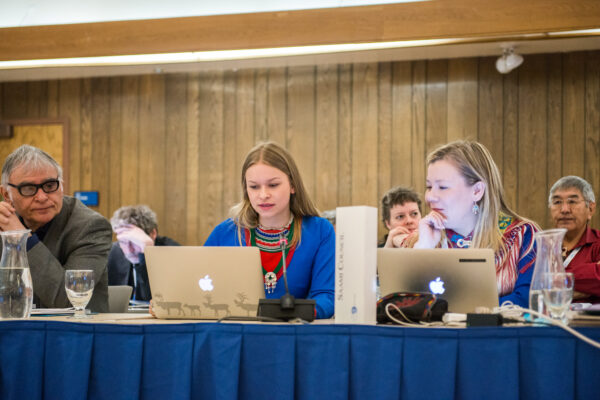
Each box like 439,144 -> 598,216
378,248 -> 499,313
145,246 -> 265,319
108,285 -> 133,313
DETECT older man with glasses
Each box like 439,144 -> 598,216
549,175 -> 600,303
0,145 -> 112,312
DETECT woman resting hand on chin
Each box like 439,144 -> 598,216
379,186 -> 422,248
204,142 -> 335,319
405,141 -> 539,307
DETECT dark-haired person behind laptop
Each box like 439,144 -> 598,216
204,141 -> 335,319
398,141 -> 539,307
379,186 -> 422,248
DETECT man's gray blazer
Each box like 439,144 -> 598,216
25,196 -> 112,312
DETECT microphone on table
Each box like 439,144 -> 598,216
278,234 -> 295,309
257,232 -> 316,322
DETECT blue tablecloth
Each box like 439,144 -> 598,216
0,320 -> 599,400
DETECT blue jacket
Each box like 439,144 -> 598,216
204,216 -> 335,318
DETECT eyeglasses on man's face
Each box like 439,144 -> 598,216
550,198 -> 587,209
7,178 -> 61,197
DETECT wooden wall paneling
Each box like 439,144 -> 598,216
502,72 -> 520,219
425,60 -> 448,159
107,77 -> 122,219
27,81 -> 46,118
286,66 -> 316,200
90,78 -> 111,217
138,75 -> 166,227
411,60 -> 427,199
225,69 -> 257,233
447,58 -> 478,141
79,78 -> 93,191
517,55 -> 548,226
337,64 -> 353,207
2,82 -> 27,118
236,69 -> 256,175
546,54 -> 563,227
477,57 -> 504,173
562,52 -> 586,178
315,64 -> 339,212
207,72 -> 226,240
254,69 -> 268,143
377,63 -> 393,199
377,62 -> 393,237
197,71 -> 225,244
59,79 -> 81,192
3,50 -> 599,242
119,76 -> 140,207
221,71 -> 239,221
185,73 -> 201,245
351,63 -> 378,206
47,80 -> 59,118
164,74 -> 188,243
585,51 -> 600,229
266,67 -> 287,146
391,61 -> 413,190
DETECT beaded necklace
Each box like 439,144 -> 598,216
247,217 -> 296,294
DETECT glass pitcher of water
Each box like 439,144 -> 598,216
0,230 -> 34,319
529,228 -> 566,315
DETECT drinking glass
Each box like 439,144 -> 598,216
542,272 -> 574,324
65,270 -> 95,319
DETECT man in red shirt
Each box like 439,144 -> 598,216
549,176 -> 600,302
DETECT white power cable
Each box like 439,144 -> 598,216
495,304 -> 600,350
385,301 -> 600,349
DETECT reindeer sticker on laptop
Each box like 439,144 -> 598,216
153,294 -> 184,316
234,293 -> 258,316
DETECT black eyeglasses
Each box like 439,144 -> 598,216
8,178 -> 60,197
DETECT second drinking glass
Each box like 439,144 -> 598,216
65,270 -> 95,319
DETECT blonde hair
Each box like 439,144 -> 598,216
231,141 -> 320,246
427,140 -> 528,252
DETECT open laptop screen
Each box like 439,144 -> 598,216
146,246 -> 264,319
377,248 -> 499,313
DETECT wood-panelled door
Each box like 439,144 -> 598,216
0,119 -> 69,194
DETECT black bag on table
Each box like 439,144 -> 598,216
376,292 -> 448,324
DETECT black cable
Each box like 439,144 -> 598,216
216,315 -> 285,323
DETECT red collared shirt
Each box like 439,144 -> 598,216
564,226 -> 600,301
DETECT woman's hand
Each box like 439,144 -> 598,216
414,211 -> 445,248
149,299 -> 157,318
386,226 -> 411,248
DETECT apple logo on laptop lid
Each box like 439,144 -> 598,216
199,275 -> 214,291
429,277 -> 445,295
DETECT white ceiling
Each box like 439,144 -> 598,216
0,0 -> 421,28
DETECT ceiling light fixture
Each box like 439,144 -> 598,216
495,46 -> 523,74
